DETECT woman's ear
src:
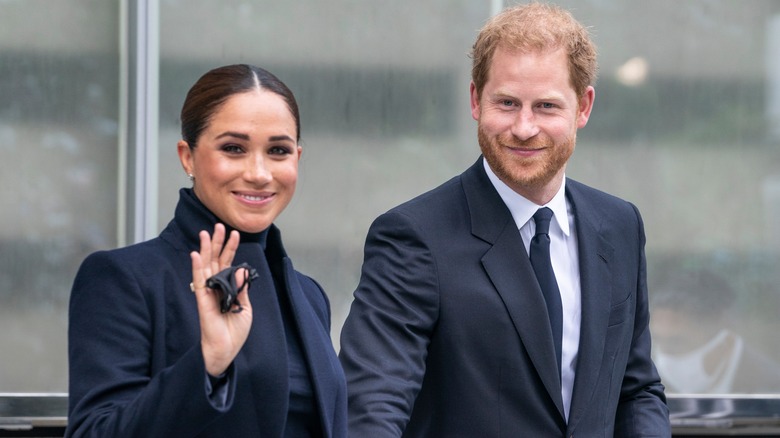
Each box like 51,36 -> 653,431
177,140 -> 193,175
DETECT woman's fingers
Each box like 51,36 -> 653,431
190,249 -> 220,315
198,230 -> 213,280
192,224 -> 243,314
219,230 -> 240,270
209,224 -> 226,273
190,250 -> 204,288
234,267 -> 252,313
206,224 -> 239,273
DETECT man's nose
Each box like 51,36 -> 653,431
510,109 -> 540,141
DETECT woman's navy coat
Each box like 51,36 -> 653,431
66,189 -> 347,437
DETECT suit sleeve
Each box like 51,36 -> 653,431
614,204 -> 672,436
66,251 -> 236,438
339,210 -> 440,438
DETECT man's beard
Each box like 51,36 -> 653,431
477,124 -> 575,195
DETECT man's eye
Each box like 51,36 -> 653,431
541,102 -> 555,109
501,100 -> 515,107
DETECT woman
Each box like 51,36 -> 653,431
66,64 -> 347,437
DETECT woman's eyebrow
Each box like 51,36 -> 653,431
213,132 -> 294,143
214,131 -> 249,141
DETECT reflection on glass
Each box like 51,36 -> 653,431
0,0 -> 120,391
651,268 -> 780,394
1,0 -> 780,409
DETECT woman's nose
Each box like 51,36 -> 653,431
244,157 -> 272,184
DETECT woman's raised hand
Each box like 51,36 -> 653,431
190,223 -> 253,376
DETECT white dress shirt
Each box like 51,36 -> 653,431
483,159 -> 582,421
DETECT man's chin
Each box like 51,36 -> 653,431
495,167 -> 550,191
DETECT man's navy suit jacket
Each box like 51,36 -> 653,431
339,157 -> 670,437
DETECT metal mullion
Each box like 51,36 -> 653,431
120,0 -> 159,246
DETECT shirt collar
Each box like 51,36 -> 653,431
482,158 -> 571,236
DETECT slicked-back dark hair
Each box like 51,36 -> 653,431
180,64 -> 300,147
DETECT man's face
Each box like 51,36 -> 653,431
470,46 -> 594,203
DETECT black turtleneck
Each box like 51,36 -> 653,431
177,188 -> 321,435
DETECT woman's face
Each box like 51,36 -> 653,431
178,89 -> 301,233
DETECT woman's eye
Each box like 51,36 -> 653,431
222,144 -> 244,153
269,145 -> 292,156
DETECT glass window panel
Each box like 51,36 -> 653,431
554,0 -> 780,395
157,0 -> 487,349
0,0 -> 120,392
2,0 -> 777,429
157,0 -> 780,403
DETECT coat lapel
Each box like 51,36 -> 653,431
265,225 -> 344,437
281,257 -> 342,438
235,241 -> 289,435
462,159 -> 565,419
564,182 -> 615,429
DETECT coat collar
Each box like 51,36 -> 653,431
163,188 -> 285,259
161,188 -> 344,435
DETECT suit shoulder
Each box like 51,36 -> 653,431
382,174 -> 465,221
567,178 -> 639,214
567,178 -> 626,204
566,178 -> 646,241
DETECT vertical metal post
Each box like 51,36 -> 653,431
766,15 -> 780,143
119,0 -> 159,246
491,0 -> 504,16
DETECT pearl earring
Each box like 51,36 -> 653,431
188,173 -> 194,182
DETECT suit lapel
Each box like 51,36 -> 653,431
481,229 -> 565,417
564,182 -> 615,429
462,159 -> 565,419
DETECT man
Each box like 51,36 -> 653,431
339,3 -> 670,437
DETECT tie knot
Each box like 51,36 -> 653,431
533,207 -> 554,236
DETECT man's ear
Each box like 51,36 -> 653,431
577,86 -> 595,129
470,81 -> 481,121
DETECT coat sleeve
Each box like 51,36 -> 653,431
339,210 -> 440,438
614,203 -> 672,437
66,250 -> 236,438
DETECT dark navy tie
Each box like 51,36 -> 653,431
530,207 -> 563,375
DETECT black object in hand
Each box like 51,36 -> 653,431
205,262 -> 260,313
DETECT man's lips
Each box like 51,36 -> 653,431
503,144 -> 546,157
